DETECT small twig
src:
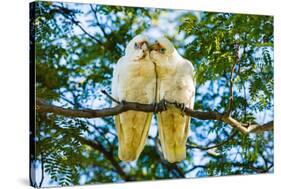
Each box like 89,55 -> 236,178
263,163 -> 273,173
184,165 -> 206,174
77,136 -> 133,181
187,130 -> 238,150
89,4 -> 108,38
225,45 -> 240,117
233,162 -> 270,173
52,5 -> 104,46
88,120 -> 114,151
225,62 -> 236,116
101,90 -> 120,104
74,21 -> 103,46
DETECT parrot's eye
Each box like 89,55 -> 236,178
134,42 -> 139,49
159,48 -> 166,54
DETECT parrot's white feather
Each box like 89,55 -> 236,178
150,37 -> 196,163
112,34 -> 156,162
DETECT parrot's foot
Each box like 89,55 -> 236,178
153,99 -> 168,113
174,101 -> 186,116
153,100 -> 169,113
158,99 -> 168,112
120,100 -> 126,106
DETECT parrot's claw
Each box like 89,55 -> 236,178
120,100 -> 126,106
158,99 -> 168,112
174,101 -> 186,116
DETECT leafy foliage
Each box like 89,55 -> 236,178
32,2 -> 273,187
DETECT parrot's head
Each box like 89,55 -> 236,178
149,37 -> 175,63
125,34 -> 150,61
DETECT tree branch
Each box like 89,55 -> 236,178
232,162 -> 272,173
36,98 -> 273,134
184,165 -> 206,174
225,44 -> 241,117
89,4 -> 109,38
101,90 -> 120,104
165,163 -> 185,178
225,62 -> 236,116
52,5 -> 104,46
263,163 -> 273,173
187,131 -> 238,151
76,136 -> 133,181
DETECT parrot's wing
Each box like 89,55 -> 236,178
157,58 -> 195,163
112,57 -> 153,162
157,109 -> 190,163
111,58 -> 122,105
117,111 -> 153,162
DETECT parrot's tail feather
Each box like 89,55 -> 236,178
118,148 -> 138,162
157,111 -> 190,163
164,144 -> 186,163
115,112 -> 153,162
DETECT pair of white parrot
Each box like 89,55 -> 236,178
111,34 -> 196,163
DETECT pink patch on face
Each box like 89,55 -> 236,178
138,41 -> 148,48
138,42 -> 143,48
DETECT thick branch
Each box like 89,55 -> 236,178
221,117 -> 273,134
245,121 -> 274,133
36,98 -> 273,134
36,98 -> 157,118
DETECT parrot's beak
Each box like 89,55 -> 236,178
143,41 -> 149,48
139,41 -> 149,60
